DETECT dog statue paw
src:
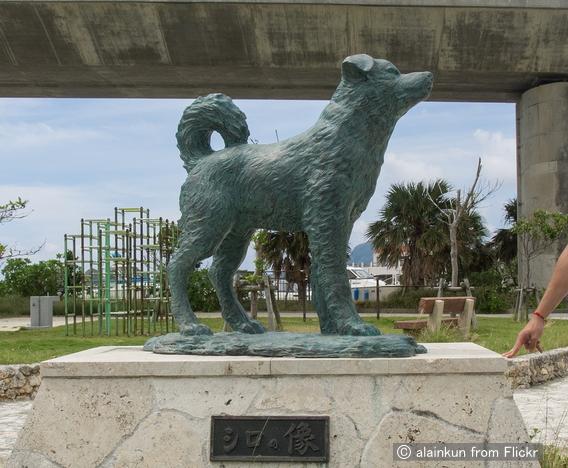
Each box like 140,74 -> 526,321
337,321 -> 381,336
388,334 -> 427,355
232,319 -> 266,334
179,323 -> 213,336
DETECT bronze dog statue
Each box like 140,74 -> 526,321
169,54 -> 433,336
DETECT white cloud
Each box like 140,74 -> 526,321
473,129 -> 516,183
0,183 -> 181,262
351,218 -> 371,247
43,242 -> 60,256
382,151 -> 446,183
0,185 -> 106,261
346,128 -> 516,249
0,122 -> 104,149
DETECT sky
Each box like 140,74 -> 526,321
0,98 -> 516,270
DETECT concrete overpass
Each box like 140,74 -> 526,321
0,0 -> 567,100
1,0 -> 567,286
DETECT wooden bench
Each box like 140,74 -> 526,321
394,296 -> 476,337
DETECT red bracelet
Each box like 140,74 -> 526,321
533,311 -> 547,321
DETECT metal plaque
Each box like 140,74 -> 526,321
210,415 -> 329,462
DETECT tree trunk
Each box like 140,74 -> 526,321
298,282 -> 306,306
250,291 -> 258,319
449,221 -> 459,287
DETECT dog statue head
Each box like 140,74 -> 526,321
334,54 -> 433,119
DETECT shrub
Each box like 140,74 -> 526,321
469,269 -> 515,313
473,287 -> 513,313
380,288 -> 463,310
469,269 -> 504,287
540,444 -> 568,468
0,295 -> 29,316
0,294 -> 65,317
187,269 -> 220,312
378,282 -> 514,314
379,288 -> 426,309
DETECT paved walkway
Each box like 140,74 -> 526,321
1,377 -> 566,464
514,377 -> 568,445
0,400 -> 31,465
0,316 -> 68,332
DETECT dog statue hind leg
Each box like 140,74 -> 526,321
167,222 -> 220,336
172,94 -> 266,335
209,228 -> 265,334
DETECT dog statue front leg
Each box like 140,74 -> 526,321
307,226 -> 381,336
310,260 -> 337,334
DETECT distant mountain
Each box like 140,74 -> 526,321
349,242 -> 373,265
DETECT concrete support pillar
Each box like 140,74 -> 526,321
517,83 -> 568,288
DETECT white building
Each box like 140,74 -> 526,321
348,249 -> 402,286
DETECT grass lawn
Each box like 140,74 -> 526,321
1,316 -> 568,364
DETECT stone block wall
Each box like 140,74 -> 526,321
0,365 -> 41,400
506,346 -> 568,389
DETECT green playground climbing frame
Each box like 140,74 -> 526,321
63,207 -> 178,336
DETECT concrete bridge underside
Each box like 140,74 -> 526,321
1,0 -> 568,287
0,0 -> 567,100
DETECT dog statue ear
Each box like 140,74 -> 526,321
342,54 -> 374,82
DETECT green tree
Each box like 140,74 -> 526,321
157,222 -> 180,259
2,257 -> 64,296
63,250 -> 85,291
480,198 -> 518,287
255,231 -> 287,284
367,180 -> 450,287
0,198 -> 37,260
367,179 -> 487,287
187,269 -> 219,312
428,158 -> 499,286
454,210 -> 489,277
513,210 -> 568,289
256,230 -> 311,303
489,198 -> 517,264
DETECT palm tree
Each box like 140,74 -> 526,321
454,209 -> 490,276
366,180 -> 450,287
256,231 -> 289,285
256,230 -> 311,306
489,198 -> 517,264
368,180 -> 489,287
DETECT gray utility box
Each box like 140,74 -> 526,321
30,296 -> 59,328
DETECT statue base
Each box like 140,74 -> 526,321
143,332 -> 427,358
9,344 -> 536,467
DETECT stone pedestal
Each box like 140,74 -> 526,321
9,343 -> 534,468
518,82 -> 568,288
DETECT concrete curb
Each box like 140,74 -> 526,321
2,346 -> 567,399
506,346 -> 568,389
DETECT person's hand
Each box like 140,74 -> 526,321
502,316 -> 545,358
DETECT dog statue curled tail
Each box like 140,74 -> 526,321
168,54 -> 433,338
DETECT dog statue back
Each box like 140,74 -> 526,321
168,54 -> 433,336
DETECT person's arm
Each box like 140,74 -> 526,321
503,244 -> 568,358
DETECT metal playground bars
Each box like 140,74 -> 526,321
63,207 -> 178,336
